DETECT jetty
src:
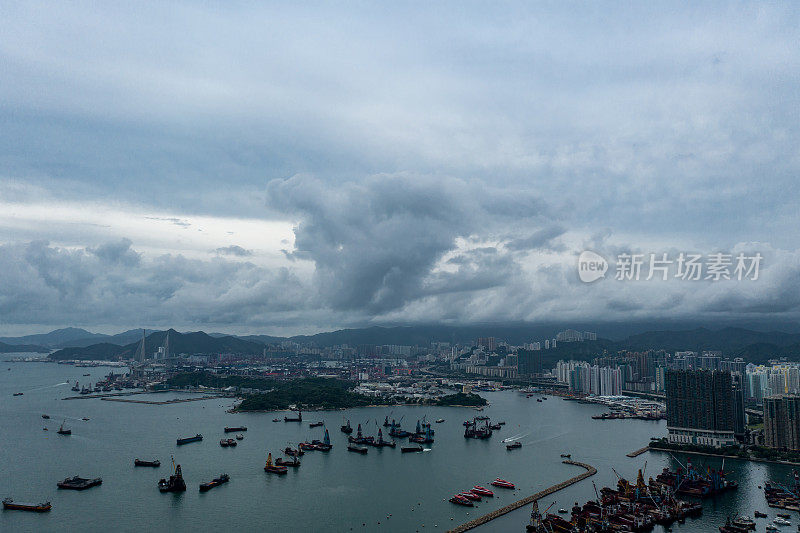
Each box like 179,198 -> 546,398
447,460 -> 596,533
627,446 -> 650,458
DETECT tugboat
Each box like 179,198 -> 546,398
284,411 -> 302,422
348,444 -> 369,454
264,453 -> 288,475
2,498 -> 51,512
341,419 -> 353,434
506,441 -> 522,450
224,426 -> 247,433
471,486 -> 494,497
176,434 -> 203,445
449,494 -> 474,507
275,456 -> 301,467
491,478 -> 515,489
158,459 -> 187,493
134,459 -> 161,467
57,421 -> 71,435
57,476 -> 103,490
199,473 -> 229,492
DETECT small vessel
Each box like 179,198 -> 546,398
731,516 -> 756,530
309,421 -> 324,428
774,517 -> 791,526
536,398 -> 542,402
219,439 -> 229,447
57,476 -> 102,490
778,513 -> 791,519
284,446 -> 304,457
471,486 -> 494,497
284,411 -> 302,422
275,456 -> 301,467
12,392 -> 23,396
459,491 -> 481,501
348,444 -> 368,454
81,417 -> 90,421
558,508 -> 567,514
272,418 -> 281,422
158,459 -> 186,493
226,438 -> 237,447
2,498 -> 51,512
264,453 -> 288,475
401,445 -> 423,453
71,382 -> 80,392
235,434 -> 244,440
224,426 -> 247,433
41,414 -> 50,419
83,373 -> 90,376
435,419 -> 445,423
498,421 -> 506,425
755,511 -> 768,518
199,473 -> 229,492
491,478 -> 515,489
506,441 -> 522,450
134,459 -> 161,467
57,421 -> 71,435
449,495 -> 474,507
176,434 -> 203,445
341,419 -> 353,434
765,526 -> 778,532
560,453 -> 571,458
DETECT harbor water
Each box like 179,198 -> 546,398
0,361 -> 794,532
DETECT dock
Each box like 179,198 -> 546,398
627,446 -> 649,458
447,460 -> 597,533
101,395 -> 221,405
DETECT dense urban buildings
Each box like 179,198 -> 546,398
665,369 -> 739,448
763,395 -> 800,451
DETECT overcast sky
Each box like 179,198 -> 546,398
1,1 -> 799,336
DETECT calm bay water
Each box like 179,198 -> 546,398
0,361 -> 794,532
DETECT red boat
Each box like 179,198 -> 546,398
491,478 -> 515,489
264,453 -> 288,475
471,486 -> 494,497
449,495 -> 474,506
459,491 -> 481,501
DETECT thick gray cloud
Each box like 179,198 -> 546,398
1,2 -> 800,334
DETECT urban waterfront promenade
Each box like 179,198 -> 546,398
447,460 -> 597,532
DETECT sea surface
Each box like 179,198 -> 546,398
0,360 -> 794,533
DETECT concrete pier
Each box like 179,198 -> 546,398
447,460 -> 597,532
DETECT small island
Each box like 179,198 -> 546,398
236,378 -> 381,411
435,392 -> 488,407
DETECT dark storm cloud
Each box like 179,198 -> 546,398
266,173 -> 556,313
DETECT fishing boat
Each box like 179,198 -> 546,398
275,456 -> 301,467
341,419 -> 353,434
284,411 -> 302,422
57,421 -> 71,435
199,473 -> 229,492
264,453 -> 288,475
235,434 -> 244,440
158,459 -> 187,492
732,516 -> 756,530
12,392 -> 23,396
435,419 -> 444,423
506,441 -> 522,450
176,434 -> 203,445
224,426 -> 247,433
134,459 -> 161,467
491,478 -> 515,489
57,476 -> 102,490
2,498 -> 51,512
309,421 -> 324,428
226,438 -> 237,447
41,414 -> 50,419
71,383 -> 80,392
774,517 -> 791,526
348,444 -> 368,454
449,495 -> 474,507
471,486 -> 494,497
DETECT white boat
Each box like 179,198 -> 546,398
773,517 -> 790,526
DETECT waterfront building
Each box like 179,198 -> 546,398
665,369 -> 736,448
764,395 -> 800,450
517,349 -> 543,376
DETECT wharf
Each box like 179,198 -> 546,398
447,460 -> 597,533
101,395 -> 221,405
627,446 -> 650,458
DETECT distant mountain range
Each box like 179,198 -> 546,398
5,324 -> 800,363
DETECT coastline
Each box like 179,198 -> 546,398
646,445 -> 800,467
